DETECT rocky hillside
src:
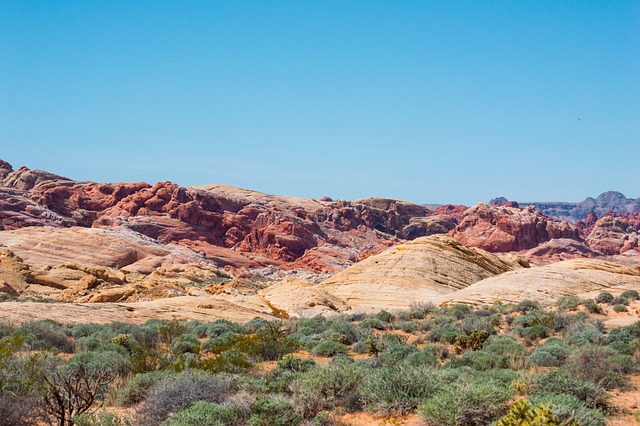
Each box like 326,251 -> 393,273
492,191 -> 640,222
1,160 -> 639,315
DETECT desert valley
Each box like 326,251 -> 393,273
1,159 -> 639,322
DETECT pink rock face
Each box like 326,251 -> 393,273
433,205 -> 467,223
1,161 -> 454,274
587,216 -> 639,255
449,203 -> 582,252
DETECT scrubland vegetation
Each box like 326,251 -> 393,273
2,292 -> 640,425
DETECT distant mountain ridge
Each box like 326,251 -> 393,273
491,191 -> 640,222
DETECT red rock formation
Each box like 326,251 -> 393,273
449,203 -> 581,252
434,204 -> 467,223
1,161 -> 454,275
586,216 -> 639,255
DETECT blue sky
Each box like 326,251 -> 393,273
1,1 -> 638,205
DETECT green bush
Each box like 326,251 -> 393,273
135,370 -> 240,426
312,340 -> 348,357
495,399 -> 557,426
595,292 -> 614,304
379,343 -> 419,364
614,304 -> 628,312
277,354 -> 316,372
482,335 -> 526,370
373,310 -> 394,323
566,346 -> 627,389
18,320 -> 74,353
362,365 -> 443,414
515,300 -> 540,312
527,340 -> 569,367
167,401 -> 248,426
581,299 -> 603,314
454,329 -> 489,354
73,410 -> 131,426
418,378 -> 511,425
530,369 -> 609,409
530,393 -> 606,426
557,295 -> 581,310
248,395 -> 301,426
621,290 -> 640,300
428,325 -> 463,344
611,296 -> 629,306
116,371 -> 169,407
290,363 -> 364,417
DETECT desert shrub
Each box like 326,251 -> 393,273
449,350 -> 501,371
530,369 -> 610,409
312,340 -> 348,357
42,352 -> 122,426
454,329 -> 489,354
171,335 -> 200,355
566,346 -> 627,389
614,304 -> 628,312
404,346 -> 439,368
516,324 -> 549,341
394,310 -> 412,321
116,371 -> 169,407
204,320 -> 243,338
18,320 -> 74,353
460,317 -> 494,335
596,292 -> 614,304
0,333 -> 49,426
433,315 -> 458,326
203,332 -> 237,354
482,335 -> 526,370
418,378 -> 511,425
326,321 -> 361,345
359,318 -> 386,330
612,296 -> 629,306
73,410 -> 131,426
440,304 -> 472,320
362,365 -> 444,414
515,300 -> 540,312
581,299 -> 603,314
277,354 -> 316,372
293,316 -> 328,335
248,395 -> 301,426
166,401 -> 248,426
379,343 -> 419,365
565,328 -> 604,347
373,310 -> 394,323
427,325 -> 463,344
71,323 -> 106,339
529,393 -> 606,426
351,339 -> 367,354
233,322 -> 300,362
621,290 -> 640,300
202,350 -> 252,374
75,336 -> 102,352
495,399 -> 557,426
290,363 -> 365,417
393,321 -> 417,332
409,301 -> 437,319
606,328 -> 639,354
527,339 -> 569,367
557,295 -> 581,310
135,370 -> 239,425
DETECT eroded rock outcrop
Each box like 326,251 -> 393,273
320,235 -> 525,312
450,203 -> 581,252
436,259 -> 640,306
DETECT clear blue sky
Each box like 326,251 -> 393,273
1,1 -> 638,205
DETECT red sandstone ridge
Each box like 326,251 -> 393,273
0,161 -> 458,275
449,203 -> 581,252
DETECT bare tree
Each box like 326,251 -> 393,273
43,362 -> 115,426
